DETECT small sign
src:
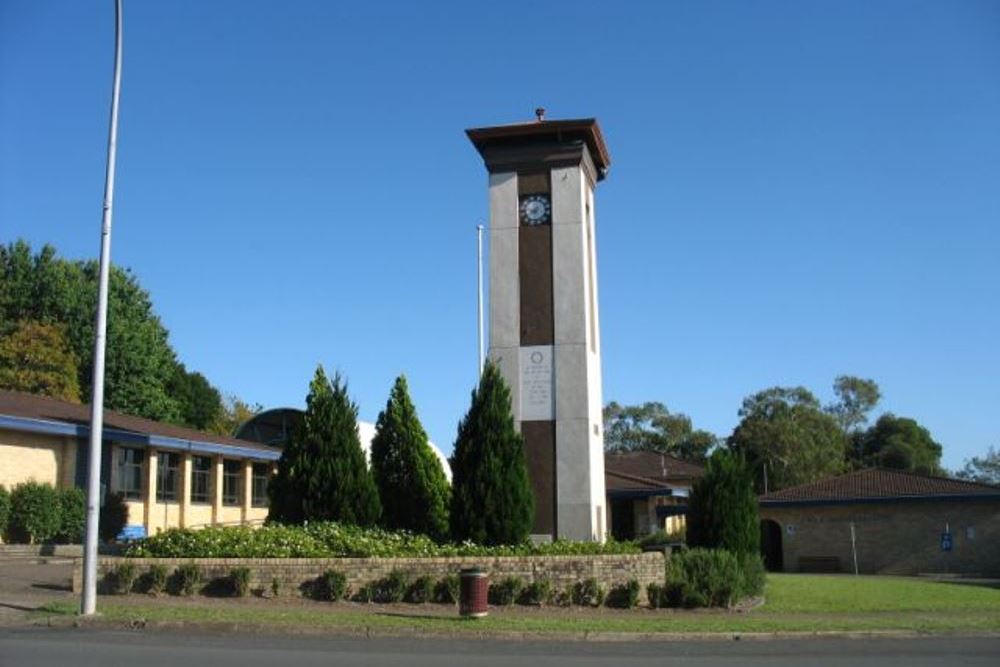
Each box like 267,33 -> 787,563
940,532 -> 953,552
785,524 -> 796,536
520,345 -> 554,420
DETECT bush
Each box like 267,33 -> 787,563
99,492 -> 129,543
270,577 -> 281,598
738,553 -> 766,598
229,567 -> 252,598
360,570 -> 410,603
142,564 -> 168,595
9,481 -> 61,543
552,585 -> 574,607
57,487 -> 86,543
406,575 -> 434,604
646,582 -> 665,609
0,485 -> 10,541
606,579 -> 640,609
173,563 -> 202,596
637,529 -> 685,548
110,562 -> 137,595
123,522 -> 640,559
488,576 -> 525,606
519,578 -> 553,606
686,450 -> 760,556
664,548 -> 747,608
572,578 -> 605,607
433,575 -> 460,604
314,569 -> 348,601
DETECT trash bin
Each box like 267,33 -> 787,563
459,567 -> 488,618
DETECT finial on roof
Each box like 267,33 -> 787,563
535,107 -> 545,122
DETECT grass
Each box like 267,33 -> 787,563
33,574 -> 1000,636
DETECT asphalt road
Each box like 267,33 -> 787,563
1,628 -> 998,667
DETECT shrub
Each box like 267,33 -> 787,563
270,577 -> 281,598
99,492 -> 129,543
637,529 -> 685,548
0,485 -> 10,540
314,569 -> 348,601
173,563 -> 202,596
141,564 -> 168,595
433,575 -> 460,604
519,578 -> 553,606
57,487 -> 86,543
686,450 -> 760,556
737,553 -> 766,599
606,579 -> 640,609
488,576 -> 525,606
356,581 -> 378,603
9,481 -> 61,543
360,570 -> 410,603
110,562 -> 137,595
229,567 -> 252,598
572,578 -> 605,607
646,582 -> 665,609
552,585 -> 574,607
664,548 -> 742,608
405,575 -> 434,604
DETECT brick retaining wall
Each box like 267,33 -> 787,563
74,552 -> 665,601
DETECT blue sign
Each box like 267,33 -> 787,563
940,532 -> 953,552
117,524 -> 147,542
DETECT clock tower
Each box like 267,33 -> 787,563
467,115 -> 610,542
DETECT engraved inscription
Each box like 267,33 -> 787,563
520,345 -> 554,421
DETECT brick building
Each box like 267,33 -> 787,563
0,390 -> 280,539
604,451 -> 704,540
759,468 -> 1000,576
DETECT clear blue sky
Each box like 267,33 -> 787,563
2,1 -> 998,470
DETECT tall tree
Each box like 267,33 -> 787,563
208,393 -> 262,436
0,320 -> 81,402
370,375 -> 450,541
168,364 -> 223,431
728,386 -> 847,493
855,413 -> 942,475
827,375 -> 881,434
450,361 -> 534,545
956,447 -> 1000,485
686,449 -> 760,556
268,366 -> 380,526
603,400 -> 715,463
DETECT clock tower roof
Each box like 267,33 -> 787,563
466,117 -> 611,181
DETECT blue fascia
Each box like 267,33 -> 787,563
758,494 -> 1000,509
607,488 -> 674,501
0,414 -> 280,462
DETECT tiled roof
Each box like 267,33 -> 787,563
605,469 -> 671,492
0,389 -> 275,452
760,467 -> 1000,504
604,450 -> 705,483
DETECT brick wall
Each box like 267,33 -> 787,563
74,552 -> 665,601
761,498 -> 1000,576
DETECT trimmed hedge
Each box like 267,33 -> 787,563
124,522 -> 641,559
9,481 -> 61,544
58,487 -> 86,544
0,485 -> 10,540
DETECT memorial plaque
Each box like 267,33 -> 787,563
520,345 -> 554,420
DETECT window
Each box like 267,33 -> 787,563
115,447 -> 144,500
222,460 -> 243,506
156,451 -> 180,502
251,463 -> 270,508
191,455 -> 213,504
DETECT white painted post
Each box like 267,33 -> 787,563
850,522 -> 859,575
477,224 -> 485,375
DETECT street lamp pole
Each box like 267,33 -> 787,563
82,0 -> 124,616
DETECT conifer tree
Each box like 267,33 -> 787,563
268,366 -> 381,526
449,361 -> 534,545
686,449 -> 760,556
370,375 -> 450,541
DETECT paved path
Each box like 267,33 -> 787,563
1,628 -> 998,666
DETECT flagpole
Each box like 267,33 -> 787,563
82,0 -> 123,616
477,224 -> 485,374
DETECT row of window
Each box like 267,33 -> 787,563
115,448 -> 270,507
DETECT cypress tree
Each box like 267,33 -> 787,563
268,366 -> 381,526
370,375 -> 451,541
686,449 -> 760,556
450,361 -> 534,545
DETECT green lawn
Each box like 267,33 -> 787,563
35,574 -> 1000,636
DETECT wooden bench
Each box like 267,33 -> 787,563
798,556 -> 841,573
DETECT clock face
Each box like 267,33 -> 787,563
520,194 -> 551,226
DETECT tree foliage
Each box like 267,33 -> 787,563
370,375 -> 450,541
268,366 -> 381,526
827,375 -> 881,433
728,386 -> 847,493
853,413 -> 942,475
450,361 -> 534,545
686,449 -> 760,556
603,401 -> 716,463
0,240 -> 224,428
956,447 -> 1000,485
168,365 -> 223,431
0,320 -> 81,401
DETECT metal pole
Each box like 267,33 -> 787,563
850,522 -> 859,575
476,224 -> 485,374
82,0 -> 123,616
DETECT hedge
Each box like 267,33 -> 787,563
124,522 -> 641,559
652,548 -> 766,609
0,485 -> 10,540
9,481 -> 61,544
